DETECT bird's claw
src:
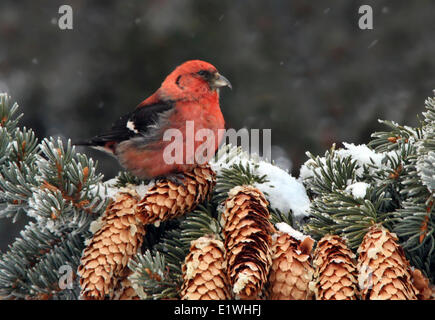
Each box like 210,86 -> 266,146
155,173 -> 186,186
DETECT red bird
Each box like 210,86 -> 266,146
77,60 -> 231,180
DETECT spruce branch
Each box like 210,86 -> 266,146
0,94 -> 108,299
0,128 -> 11,165
115,171 -> 146,187
154,229 -> 188,277
0,222 -> 86,299
303,147 -> 358,196
23,232 -> 85,300
9,127 -> 39,166
213,161 -> 268,204
129,229 -> 187,300
416,96 -> 435,193
0,93 -> 23,133
128,250 -> 179,300
0,162 -> 39,220
269,207 -> 295,228
179,202 -> 222,246
33,137 -> 108,220
369,119 -> 421,153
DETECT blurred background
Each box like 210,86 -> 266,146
0,0 -> 434,250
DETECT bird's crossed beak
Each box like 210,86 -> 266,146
211,72 -> 232,90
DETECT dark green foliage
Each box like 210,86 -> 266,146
305,148 -> 358,195
303,93 -> 435,282
213,161 -> 268,204
180,203 -> 222,245
114,171 -> 146,187
0,94 -> 108,299
128,250 -> 180,300
269,207 -> 295,229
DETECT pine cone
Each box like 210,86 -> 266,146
137,164 -> 216,225
113,271 -> 139,300
357,225 -> 419,300
267,231 -> 315,300
411,269 -> 432,300
180,235 -> 231,300
77,191 -> 146,300
311,235 -> 359,300
222,185 -> 274,300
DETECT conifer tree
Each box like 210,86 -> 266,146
0,91 -> 433,300
0,94 -> 108,299
301,93 -> 435,284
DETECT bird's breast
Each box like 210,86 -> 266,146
171,96 -> 225,132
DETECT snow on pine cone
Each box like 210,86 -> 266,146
136,164 -> 216,225
77,190 -> 146,300
222,185 -> 274,300
267,229 -> 315,300
357,225 -> 419,300
180,235 -> 231,300
311,235 -> 359,300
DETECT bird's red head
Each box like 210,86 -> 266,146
158,60 -> 232,101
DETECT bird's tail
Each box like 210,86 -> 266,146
74,137 -> 117,155
72,139 -> 95,147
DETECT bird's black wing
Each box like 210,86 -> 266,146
76,100 -> 175,148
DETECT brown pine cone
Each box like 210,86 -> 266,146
136,164 -> 216,225
77,190 -> 146,300
268,229 -> 315,300
311,235 -> 359,300
357,225 -> 419,300
180,235 -> 231,300
222,185 -> 274,300
113,270 -> 139,300
411,268 -> 432,300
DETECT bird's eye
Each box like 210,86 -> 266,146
197,70 -> 210,77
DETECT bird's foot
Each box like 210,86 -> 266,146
155,172 -> 186,186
